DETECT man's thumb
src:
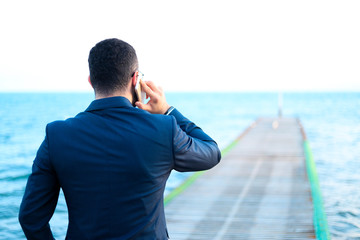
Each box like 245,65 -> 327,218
135,102 -> 150,111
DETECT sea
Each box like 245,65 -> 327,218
0,92 -> 359,240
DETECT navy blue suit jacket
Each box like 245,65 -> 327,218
19,97 -> 221,240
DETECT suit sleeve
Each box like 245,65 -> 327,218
170,108 -> 221,172
19,125 -> 59,240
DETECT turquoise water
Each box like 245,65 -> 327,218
0,92 -> 359,239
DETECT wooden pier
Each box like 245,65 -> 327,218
165,118 -> 318,240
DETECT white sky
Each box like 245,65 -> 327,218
0,0 -> 359,92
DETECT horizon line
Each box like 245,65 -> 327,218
1,90 -> 360,94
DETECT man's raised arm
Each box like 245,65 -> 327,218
136,80 -> 221,172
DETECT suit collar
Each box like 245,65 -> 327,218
85,96 -> 134,112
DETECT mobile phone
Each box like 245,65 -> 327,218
135,73 -> 146,103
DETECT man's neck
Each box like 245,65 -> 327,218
93,82 -> 135,104
95,91 -> 133,103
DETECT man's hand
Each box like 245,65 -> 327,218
135,80 -> 170,114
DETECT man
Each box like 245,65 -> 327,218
19,38 -> 221,239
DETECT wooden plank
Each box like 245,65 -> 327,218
165,118 -> 316,240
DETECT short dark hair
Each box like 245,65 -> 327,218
88,38 -> 138,95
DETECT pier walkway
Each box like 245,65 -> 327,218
165,118 -> 317,239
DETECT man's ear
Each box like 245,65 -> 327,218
88,76 -> 93,87
131,71 -> 138,87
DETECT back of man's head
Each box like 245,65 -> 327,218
88,38 -> 138,96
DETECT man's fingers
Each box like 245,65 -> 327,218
140,80 -> 156,99
136,80 -> 169,114
144,81 -> 161,94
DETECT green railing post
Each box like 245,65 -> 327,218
304,140 -> 331,240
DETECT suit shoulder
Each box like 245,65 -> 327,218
47,119 -> 65,128
149,113 -> 176,126
47,116 -> 80,132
